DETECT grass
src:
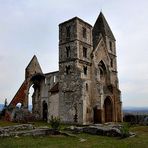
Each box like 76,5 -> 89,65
0,120 -> 19,127
0,121 -> 148,148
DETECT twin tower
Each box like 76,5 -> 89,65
8,12 -> 122,124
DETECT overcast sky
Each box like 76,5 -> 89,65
0,0 -> 148,107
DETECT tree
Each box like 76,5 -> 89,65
4,98 -> 8,108
0,98 -> 8,119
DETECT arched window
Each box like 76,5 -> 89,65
28,85 -> 34,112
98,61 -> 107,83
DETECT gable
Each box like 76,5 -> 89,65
92,38 -> 110,67
93,12 -> 115,49
25,55 -> 43,79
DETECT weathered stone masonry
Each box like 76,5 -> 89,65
7,12 -> 122,124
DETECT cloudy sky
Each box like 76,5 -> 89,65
0,0 -> 148,107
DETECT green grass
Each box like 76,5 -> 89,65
0,121 -> 148,148
0,120 -> 19,127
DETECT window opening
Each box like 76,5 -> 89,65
109,41 -> 112,51
84,66 -> 87,75
86,83 -> 88,91
110,59 -> 113,67
66,46 -> 70,57
66,26 -> 71,38
82,27 -> 87,38
53,75 -> 56,83
83,47 -> 87,58
28,85 -> 34,112
66,65 -> 71,74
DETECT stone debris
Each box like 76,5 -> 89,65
0,123 -> 135,138
0,124 -> 34,135
79,138 -> 87,142
65,123 -> 135,138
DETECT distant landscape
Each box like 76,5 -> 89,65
0,104 -> 147,114
123,106 -> 148,115
0,104 -> 4,111
0,104 -> 32,111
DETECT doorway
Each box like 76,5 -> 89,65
43,101 -> 48,121
104,97 -> 113,122
93,106 -> 102,123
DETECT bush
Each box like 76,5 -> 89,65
120,123 -> 130,138
49,115 -> 61,131
0,108 -> 6,119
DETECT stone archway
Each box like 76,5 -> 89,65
104,97 -> 113,122
42,101 -> 48,121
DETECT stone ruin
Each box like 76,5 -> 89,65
4,12 -> 122,124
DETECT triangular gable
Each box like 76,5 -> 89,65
92,37 -> 110,65
25,55 -> 43,79
93,12 -> 115,49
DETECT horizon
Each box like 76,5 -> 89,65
0,103 -> 148,109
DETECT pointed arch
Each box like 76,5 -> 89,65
104,96 -> 113,122
28,85 -> 34,112
98,60 -> 107,82
98,60 -> 107,72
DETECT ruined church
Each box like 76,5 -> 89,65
7,12 -> 122,124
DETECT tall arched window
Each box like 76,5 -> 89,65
28,85 -> 34,112
98,61 -> 107,83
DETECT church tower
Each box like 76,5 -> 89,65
93,12 -> 118,86
92,12 -> 122,123
59,17 -> 93,124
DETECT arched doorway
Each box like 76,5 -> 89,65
43,101 -> 48,121
93,106 -> 102,123
28,85 -> 34,112
104,97 -> 113,122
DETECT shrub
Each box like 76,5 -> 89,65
0,108 -> 6,119
49,115 -> 61,131
123,114 -> 136,125
120,123 -> 130,138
